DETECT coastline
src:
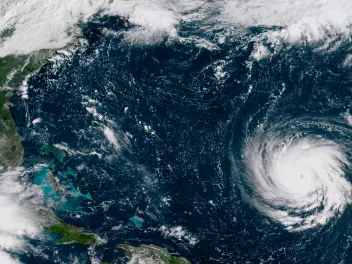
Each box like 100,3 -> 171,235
0,41 -> 192,264
0,50 -> 59,167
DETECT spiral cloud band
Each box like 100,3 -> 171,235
240,119 -> 352,231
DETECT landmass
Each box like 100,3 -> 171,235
34,148 -> 93,209
0,50 -> 56,167
38,144 -> 67,162
0,50 -> 55,88
0,27 -> 188,262
0,27 -> 103,252
0,90 -> 23,167
117,244 -> 191,264
46,221 -> 100,245
32,144 -> 99,245
34,209 -> 101,245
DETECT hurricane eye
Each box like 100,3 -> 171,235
240,132 -> 351,231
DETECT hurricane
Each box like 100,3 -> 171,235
3,0 -> 352,263
237,117 -> 352,231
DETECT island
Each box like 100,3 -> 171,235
46,221 -> 100,244
117,244 -> 191,264
0,28 -> 103,255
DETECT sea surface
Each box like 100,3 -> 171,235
6,12 -> 352,264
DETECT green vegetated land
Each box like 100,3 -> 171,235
35,202 -> 100,245
0,90 -> 23,167
46,221 -> 99,244
0,28 -> 102,249
0,50 -> 54,88
117,244 -> 191,264
0,50 -> 55,167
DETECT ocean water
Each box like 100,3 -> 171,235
3,5 -> 352,264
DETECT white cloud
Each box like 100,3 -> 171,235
223,0 -> 352,46
0,0 -> 207,57
0,168 -> 43,264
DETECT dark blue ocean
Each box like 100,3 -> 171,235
10,15 -> 352,263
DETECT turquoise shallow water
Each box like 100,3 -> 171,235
9,15 -> 352,264
33,148 -> 92,211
